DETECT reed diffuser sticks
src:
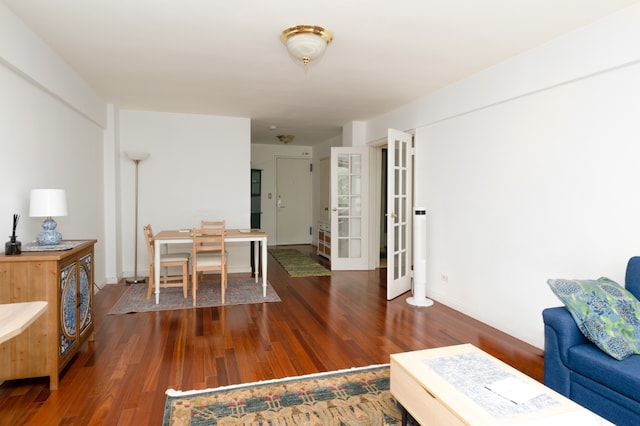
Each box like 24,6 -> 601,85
12,213 -> 19,238
5,213 -> 22,255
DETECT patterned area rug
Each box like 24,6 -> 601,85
107,277 -> 280,314
163,365 -> 411,425
268,248 -> 332,277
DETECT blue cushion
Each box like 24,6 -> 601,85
569,344 -> 640,408
548,277 -> 640,360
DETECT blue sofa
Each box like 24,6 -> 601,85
543,257 -> 640,426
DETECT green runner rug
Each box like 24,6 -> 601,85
268,248 -> 332,277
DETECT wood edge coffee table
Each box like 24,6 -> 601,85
390,343 -> 612,425
0,301 -> 48,344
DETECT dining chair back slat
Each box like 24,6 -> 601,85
191,221 -> 227,305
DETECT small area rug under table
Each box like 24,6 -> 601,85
163,364 -> 410,425
268,248 -> 332,277
107,276 -> 280,314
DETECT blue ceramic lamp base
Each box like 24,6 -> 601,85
37,217 -> 62,245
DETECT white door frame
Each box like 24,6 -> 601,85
368,140 -> 385,270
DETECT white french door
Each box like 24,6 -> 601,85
330,147 -> 369,270
386,129 -> 413,299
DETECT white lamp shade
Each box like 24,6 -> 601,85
125,151 -> 150,161
29,189 -> 68,217
286,33 -> 328,62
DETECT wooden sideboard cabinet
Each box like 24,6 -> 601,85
0,240 -> 96,390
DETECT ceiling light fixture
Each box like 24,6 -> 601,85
277,134 -> 295,144
280,25 -> 333,66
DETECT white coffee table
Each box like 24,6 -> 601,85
390,344 -> 612,425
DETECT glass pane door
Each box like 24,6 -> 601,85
387,129 -> 413,299
331,147 -> 369,270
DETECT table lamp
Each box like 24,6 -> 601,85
30,189 -> 68,245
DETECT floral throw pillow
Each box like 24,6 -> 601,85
547,277 -> 640,360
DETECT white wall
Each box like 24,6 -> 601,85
0,3 -> 108,285
365,4 -> 640,349
118,110 -> 251,275
342,121 -> 366,147
103,105 -> 122,282
420,63 -> 640,349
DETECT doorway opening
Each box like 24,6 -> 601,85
379,148 -> 388,267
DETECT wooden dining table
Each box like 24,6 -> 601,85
152,229 -> 268,304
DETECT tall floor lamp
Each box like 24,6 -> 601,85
125,151 -> 150,284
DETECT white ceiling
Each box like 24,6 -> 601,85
4,0 -> 639,146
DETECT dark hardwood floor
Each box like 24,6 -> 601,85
0,245 -> 544,425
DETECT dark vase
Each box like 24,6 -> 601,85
5,235 -> 21,255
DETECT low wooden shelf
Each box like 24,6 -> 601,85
317,221 -> 331,259
0,240 -> 96,390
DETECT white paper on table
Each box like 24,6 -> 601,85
517,408 -> 615,425
484,377 -> 545,404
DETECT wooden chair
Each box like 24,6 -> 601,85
143,224 -> 190,300
200,220 -> 226,230
201,220 -> 229,261
191,222 -> 227,305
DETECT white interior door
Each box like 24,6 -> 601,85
330,147 -> 369,270
276,157 -> 312,245
387,129 -> 413,299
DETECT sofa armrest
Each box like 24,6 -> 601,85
542,307 -> 589,396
